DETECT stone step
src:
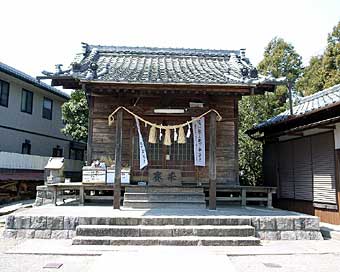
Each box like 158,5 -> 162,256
123,200 -> 206,209
76,225 -> 255,237
125,186 -> 204,194
124,193 -> 206,201
77,216 -> 252,226
72,235 -> 260,246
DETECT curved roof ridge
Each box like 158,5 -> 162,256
86,44 -> 240,57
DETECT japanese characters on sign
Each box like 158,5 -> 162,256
148,169 -> 182,186
192,117 -> 205,166
135,117 -> 148,169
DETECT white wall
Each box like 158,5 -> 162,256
334,123 -> 340,150
0,71 -> 72,156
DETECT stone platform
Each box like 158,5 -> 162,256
3,205 -> 322,244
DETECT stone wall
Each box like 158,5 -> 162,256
251,216 -> 322,240
3,214 -> 322,240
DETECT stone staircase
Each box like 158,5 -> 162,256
72,216 -> 260,246
123,186 -> 206,209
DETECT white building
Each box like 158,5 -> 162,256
0,62 -> 85,202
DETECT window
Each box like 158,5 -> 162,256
0,79 -> 9,107
70,148 -> 84,160
22,140 -> 31,155
42,97 -> 53,120
52,145 -> 63,157
21,89 -> 33,114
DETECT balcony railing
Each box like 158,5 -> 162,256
0,151 -> 83,172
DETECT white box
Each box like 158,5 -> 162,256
107,167 -> 130,184
82,167 -> 106,183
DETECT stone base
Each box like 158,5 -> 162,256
34,186 -> 54,206
4,212 -> 322,241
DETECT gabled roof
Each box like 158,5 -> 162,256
0,62 -> 70,100
42,43 -> 284,88
248,84 -> 340,134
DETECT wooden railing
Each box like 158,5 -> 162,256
45,183 -> 276,208
206,186 -> 277,208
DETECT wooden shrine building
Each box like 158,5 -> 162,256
43,43 -> 283,209
248,84 -> 340,224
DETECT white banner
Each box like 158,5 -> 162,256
135,117 -> 148,169
192,117 -> 205,166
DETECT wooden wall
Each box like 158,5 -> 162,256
88,90 -> 239,186
276,199 -> 340,224
264,133 -> 340,224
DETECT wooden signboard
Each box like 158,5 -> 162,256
148,169 -> 182,186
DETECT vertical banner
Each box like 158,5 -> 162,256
192,117 -> 205,166
135,117 -> 148,169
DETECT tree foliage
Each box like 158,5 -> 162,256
239,37 -> 302,185
257,37 -> 302,109
61,89 -> 88,142
296,21 -> 340,95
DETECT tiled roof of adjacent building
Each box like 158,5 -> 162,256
0,62 -> 70,100
250,84 -> 340,133
43,43 -> 284,87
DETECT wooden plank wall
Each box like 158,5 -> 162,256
89,91 -> 239,186
265,132 -> 340,224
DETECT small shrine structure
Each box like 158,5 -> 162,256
42,43 -> 283,209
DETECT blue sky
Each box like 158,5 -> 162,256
0,0 -> 339,79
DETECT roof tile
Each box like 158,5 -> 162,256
46,43 -> 284,86
252,84 -> 340,132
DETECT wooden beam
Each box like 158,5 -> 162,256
113,109 -> 123,209
86,94 -> 94,165
318,125 -> 336,130
84,81 -> 252,94
287,132 -> 304,137
209,112 -> 217,210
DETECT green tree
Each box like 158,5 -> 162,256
258,37 -> 302,109
295,56 -> 324,96
61,89 -> 88,142
296,21 -> 340,95
322,21 -> 340,88
239,37 -> 302,185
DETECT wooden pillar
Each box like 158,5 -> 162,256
241,188 -> 246,206
113,109 -> 123,209
209,112 -> 217,210
267,189 -> 273,208
234,97 -> 240,184
86,94 -> 94,165
79,186 -> 84,206
53,185 -> 57,206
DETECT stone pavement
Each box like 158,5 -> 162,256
2,232 -> 340,272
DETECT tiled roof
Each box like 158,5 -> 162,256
44,43 -> 284,86
251,84 -> 340,132
0,62 -> 69,100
